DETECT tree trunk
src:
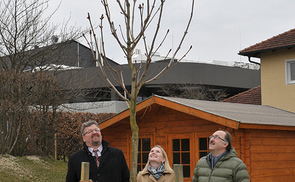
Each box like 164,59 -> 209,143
129,99 -> 139,182
129,66 -> 139,182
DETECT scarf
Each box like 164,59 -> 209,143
148,163 -> 165,181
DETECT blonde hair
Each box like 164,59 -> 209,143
141,145 -> 174,173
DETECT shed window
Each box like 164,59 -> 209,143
172,139 -> 190,178
285,59 -> 295,85
137,138 -> 151,172
199,137 -> 210,159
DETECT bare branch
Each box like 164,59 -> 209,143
102,0 -> 127,53
146,0 -> 165,57
136,28 -> 170,84
143,0 -> 195,84
132,0 -> 158,48
148,46 -> 192,82
139,48 -> 172,84
85,13 -> 130,101
115,0 -> 128,17
130,0 -> 137,40
118,25 -> 127,46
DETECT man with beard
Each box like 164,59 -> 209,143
192,130 -> 249,182
66,120 -> 130,182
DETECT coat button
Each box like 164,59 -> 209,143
97,173 -> 100,176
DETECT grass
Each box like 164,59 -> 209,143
0,154 -> 68,182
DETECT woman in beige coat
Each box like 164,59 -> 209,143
137,145 -> 175,182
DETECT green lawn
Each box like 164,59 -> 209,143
0,155 -> 68,182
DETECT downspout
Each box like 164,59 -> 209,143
248,56 -> 261,66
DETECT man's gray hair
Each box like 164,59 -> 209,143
81,120 -> 99,136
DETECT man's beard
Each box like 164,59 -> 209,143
92,139 -> 101,147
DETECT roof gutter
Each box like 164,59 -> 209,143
248,56 -> 261,67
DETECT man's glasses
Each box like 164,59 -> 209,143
84,128 -> 100,135
209,135 -> 227,142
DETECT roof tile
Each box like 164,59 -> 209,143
222,86 -> 261,105
239,28 -> 295,57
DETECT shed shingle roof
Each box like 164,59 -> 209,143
99,95 -> 295,131
239,28 -> 295,58
158,95 -> 295,127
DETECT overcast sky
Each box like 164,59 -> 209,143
48,0 -> 295,64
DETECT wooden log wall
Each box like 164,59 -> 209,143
100,105 -> 295,181
247,129 -> 295,182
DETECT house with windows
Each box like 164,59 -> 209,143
98,95 -> 295,181
239,28 -> 295,113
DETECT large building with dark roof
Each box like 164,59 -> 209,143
56,60 -> 260,104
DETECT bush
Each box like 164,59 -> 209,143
10,111 -> 115,158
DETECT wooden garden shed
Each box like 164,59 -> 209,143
98,95 -> 295,182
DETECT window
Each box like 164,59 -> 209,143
199,137 -> 210,159
285,59 -> 295,85
172,138 -> 191,178
137,138 -> 151,172
128,134 -> 154,172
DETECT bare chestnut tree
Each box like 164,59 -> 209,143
0,70 -> 63,155
84,1 -> 195,181
0,71 -> 32,155
0,0 -> 81,72
0,0 -> 81,155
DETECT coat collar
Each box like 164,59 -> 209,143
83,140 -> 110,156
141,169 -> 174,175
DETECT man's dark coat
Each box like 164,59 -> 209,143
66,140 -> 130,182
